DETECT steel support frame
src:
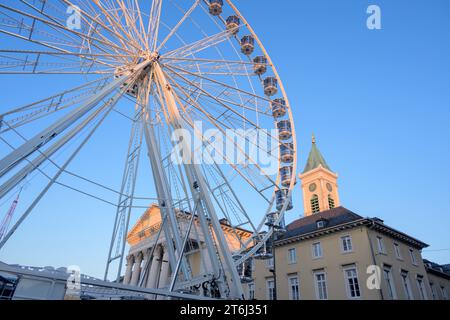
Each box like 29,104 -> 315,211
153,62 -> 244,299
0,92 -> 121,250
104,109 -> 144,282
142,110 -> 192,282
0,60 -> 151,178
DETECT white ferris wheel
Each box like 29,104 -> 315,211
0,0 -> 297,299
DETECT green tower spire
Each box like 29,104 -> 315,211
302,134 -> 331,173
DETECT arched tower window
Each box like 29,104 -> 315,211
328,194 -> 335,209
311,195 -> 320,214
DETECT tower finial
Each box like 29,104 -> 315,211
312,133 -> 316,144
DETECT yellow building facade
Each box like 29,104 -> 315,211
248,137 -> 450,300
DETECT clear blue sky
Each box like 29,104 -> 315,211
1,0 -> 449,278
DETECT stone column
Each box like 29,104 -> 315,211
146,245 -> 162,289
130,251 -> 143,286
158,248 -> 171,289
140,249 -> 151,287
157,247 -> 171,300
123,255 -> 134,285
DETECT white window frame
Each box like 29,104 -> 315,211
312,242 -> 323,259
266,278 -> 275,300
248,283 -> 255,300
288,276 -> 300,300
314,271 -> 328,300
401,271 -> 413,300
343,266 -> 361,299
383,266 -> 397,299
416,275 -> 428,300
376,236 -> 385,254
341,235 -> 353,253
441,286 -> 449,300
265,257 -> 274,269
288,248 -> 297,264
409,248 -> 417,266
430,282 -> 438,300
394,243 -> 402,260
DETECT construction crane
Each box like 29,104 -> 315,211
0,188 -> 22,242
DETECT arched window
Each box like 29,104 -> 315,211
328,194 -> 335,209
311,195 -> 320,213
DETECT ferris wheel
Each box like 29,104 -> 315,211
0,0 -> 297,299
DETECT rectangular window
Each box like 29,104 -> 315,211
314,271 -> 328,300
383,266 -> 397,299
441,286 -> 449,300
376,236 -> 385,254
394,243 -> 402,259
248,283 -> 255,300
288,276 -> 300,300
341,235 -> 353,253
430,283 -> 437,300
343,266 -> 361,298
288,248 -> 297,264
266,257 -> 274,268
401,271 -> 413,300
266,279 -> 275,300
409,249 -> 417,265
312,242 -> 323,258
416,276 -> 427,300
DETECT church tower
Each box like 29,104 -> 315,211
299,135 -> 340,216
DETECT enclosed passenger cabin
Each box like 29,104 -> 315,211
277,120 -> 292,140
265,211 -> 282,227
208,0 -> 223,16
253,251 -> 273,260
253,56 -> 267,75
240,35 -> 255,55
280,142 -> 294,163
226,15 -> 240,34
271,98 -> 286,118
263,77 -> 278,96
280,166 -> 294,187
276,188 -> 293,211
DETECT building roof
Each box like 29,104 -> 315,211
284,207 -> 362,238
423,259 -> 450,280
302,135 -> 332,173
276,206 -> 428,249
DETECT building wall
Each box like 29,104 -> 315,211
366,228 -> 432,300
251,225 -> 435,300
253,226 -> 379,300
426,272 -> 450,300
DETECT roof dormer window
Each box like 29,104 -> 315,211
316,219 -> 327,229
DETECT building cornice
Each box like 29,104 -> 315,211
275,218 -> 429,249
275,219 -> 368,247
368,219 -> 429,249
425,266 -> 450,280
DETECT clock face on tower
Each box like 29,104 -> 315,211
326,183 -> 333,192
309,183 -> 317,192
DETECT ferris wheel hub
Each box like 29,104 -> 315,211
150,51 -> 160,62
